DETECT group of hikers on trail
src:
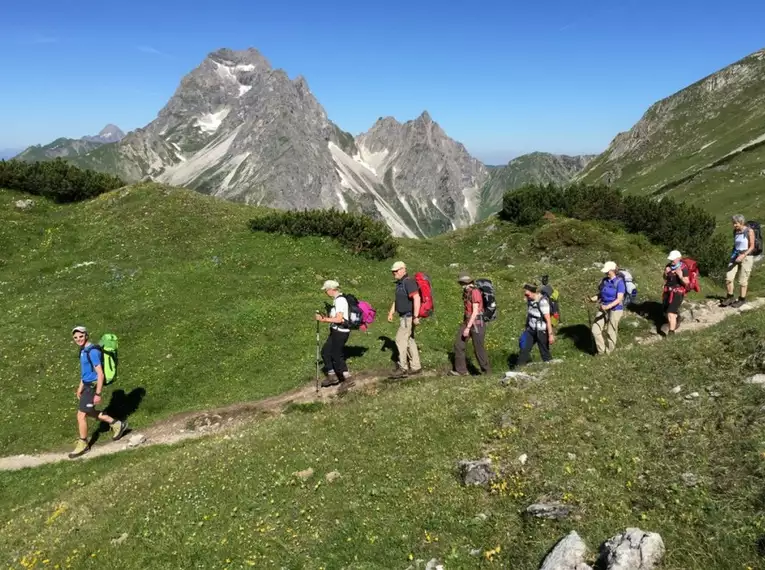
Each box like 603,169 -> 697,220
66,215 -> 761,458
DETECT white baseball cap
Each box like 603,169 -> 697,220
667,250 -> 682,261
601,261 -> 617,273
71,325 -> 88,335
391,261 -> 406,272
321,280 -> 340,291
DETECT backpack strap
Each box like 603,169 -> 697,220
81,345 -> 97,373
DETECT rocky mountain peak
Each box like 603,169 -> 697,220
95,124 -> 125,143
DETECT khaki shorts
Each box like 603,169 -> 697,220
726,255 -> 755,287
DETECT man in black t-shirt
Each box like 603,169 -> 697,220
387,261 -> 422,378
662,250 -> 690,335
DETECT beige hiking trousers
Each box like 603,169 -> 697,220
396,316 -> 421,371
591,309 -> 623,355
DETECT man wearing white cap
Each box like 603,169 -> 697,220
590,261 -> 626,355
387,261 -> 422,378
316,280 -> 352,388
69,325 -> 127,458
663,250 -> 689,335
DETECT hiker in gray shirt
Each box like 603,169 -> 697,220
516,283 -> 555,366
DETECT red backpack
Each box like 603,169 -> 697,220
680,258 -> 701,293
414,272 -> 434,318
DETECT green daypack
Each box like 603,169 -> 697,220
82,333 -> 119,385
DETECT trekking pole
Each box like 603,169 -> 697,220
315,313 -> 321,394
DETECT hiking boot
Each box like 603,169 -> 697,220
111,420 -> 128,441
68,439 -> 89,459
407,368 -> 423,376
338,379 -> 356,394
730,298 -> 747,308
321,373 -> 341,388
720,295 -> 736,307
449,370 -> 468,376
389,368 -> 408,379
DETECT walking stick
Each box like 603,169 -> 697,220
315,314 -> 321,394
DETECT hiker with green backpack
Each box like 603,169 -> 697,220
69,326 -> 127,459
722,215 -> 761,308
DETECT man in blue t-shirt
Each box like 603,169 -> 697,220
590,261 -> 626,355
69,326 -> 127,458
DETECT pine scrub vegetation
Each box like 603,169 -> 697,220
249,208 -> 398,260
500,183 -> 729,277
0,158 -> 125,203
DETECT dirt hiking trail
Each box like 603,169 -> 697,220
1,297 -> 762,472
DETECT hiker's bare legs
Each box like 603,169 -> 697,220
726,280 -> 734,296
667,312 -> 678,331
741,284 -> 748,299
77,411 -> 88,439
98,412 -> 116,424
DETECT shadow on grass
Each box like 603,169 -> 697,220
89,387 -> 146,447
558,324 -> 595,356
345,346 -> 369,360
627,300 -> 665,333
378,336 -> 398,364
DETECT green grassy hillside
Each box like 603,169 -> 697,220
2,299 -> 765,569
3,183 -> 764,569
578,47 -> 765,223
0,183 -> 710,456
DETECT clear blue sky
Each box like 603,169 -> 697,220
1,0 -> 763,164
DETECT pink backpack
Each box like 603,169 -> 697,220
357,300 -> 377,332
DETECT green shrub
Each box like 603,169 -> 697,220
500,183 -> 725,276
249,209 -> 397,260
0,158 -> 124,203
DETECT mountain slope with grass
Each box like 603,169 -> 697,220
479,152 -> 595,220
577,47 -> 765,221
2,182 -> 765,568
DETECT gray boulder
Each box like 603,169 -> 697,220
539,531 -> 593,570
457,458 -> 495,486
599,528 -> 665,570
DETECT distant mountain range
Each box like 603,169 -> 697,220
15,49 -> 589,237
15,125 -> 125,162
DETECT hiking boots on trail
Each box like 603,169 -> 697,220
730,298 -> 747,308
321,371 -> 340,388
68,439 -> 89,459
111,420 -> 128,441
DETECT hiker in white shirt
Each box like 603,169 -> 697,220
316,280 -> 353,388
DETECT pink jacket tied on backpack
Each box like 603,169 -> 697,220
357,300 -> 377,331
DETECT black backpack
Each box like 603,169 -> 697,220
474,279 -> 497,322
339,293 -> 364,330
746,221 -> 763,256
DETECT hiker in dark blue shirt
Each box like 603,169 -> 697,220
69,326 -> 128,458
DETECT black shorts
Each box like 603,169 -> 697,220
78,383 -> 99,417
663,291 -> 685,315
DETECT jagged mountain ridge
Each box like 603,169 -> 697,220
15,124 -> 125,162
65,48 -> 492,237
577,47 -> 765,197
21,47 -> 589,237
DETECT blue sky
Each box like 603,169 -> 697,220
1,0 -> 764,164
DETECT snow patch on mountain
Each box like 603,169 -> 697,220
196,109 -> 230,133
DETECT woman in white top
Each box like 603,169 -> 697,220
722,215 -> 756,308
316,280 -> 353,387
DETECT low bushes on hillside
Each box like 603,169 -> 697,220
249,209 -> 398,260
501,183 -> 728,276
0,158 -> 124,203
